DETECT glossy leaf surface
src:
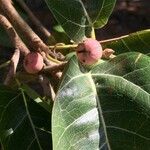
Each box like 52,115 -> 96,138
45,0 -> 116,42
102,29 -> 150,55
52,52 -> 150,149
0,86 -> 52,150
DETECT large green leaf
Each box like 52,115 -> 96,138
45,0 -> 116,42
52,52 -> 150,149
52,59 -> 100,150
102,29 -> 150,55
0,85 -> 52,150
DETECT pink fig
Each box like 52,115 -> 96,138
76,38 -> 102,65
23,52 -> 44,74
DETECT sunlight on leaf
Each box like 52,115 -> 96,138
45,0 -> 116,42
102,29 -> 150,55
53,53 -> 150,149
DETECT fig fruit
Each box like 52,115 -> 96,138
23,52 -> 44,74
76,38 -> 102,65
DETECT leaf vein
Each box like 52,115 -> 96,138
107,126 -> 150,141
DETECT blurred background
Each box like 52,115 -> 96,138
24,0 -> 150,40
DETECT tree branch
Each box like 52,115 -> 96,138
0,0 -> 57,58
0,14 -> 30,55
15,0 -> 55,41
0,14 -> 30,85
43,62 -> 67,72
100,35 -> 128,44
38,75 -> 55,101
4,48 -> 20,85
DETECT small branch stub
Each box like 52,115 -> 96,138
4,48 -> 20,85
102,48 -> 116,59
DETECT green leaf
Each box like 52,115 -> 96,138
21,84 -> 52,113
51,25 -> 70,44
52,58 -> 100,150
0,85 -> 52,150
52,52 -> 150,149
45,0 -> 116,42
102,29 -> 150,55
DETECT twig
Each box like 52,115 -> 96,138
48,35 -> 130,51
91,27 -> 96,39
38,75 -> 55,101
102,48 -> 116,59
41,51 -> 56,66
0,14 -> 30,55
4,48 -> 20,85
15,0 -> 55,41
0,14 -> 30,85
54,71 -> 62,80
100,35 -> 128,44
0,0 -> 58,59
43,62 -> 67,72
49,44 -> 78,50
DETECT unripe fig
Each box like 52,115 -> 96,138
76,38 -> 102,65
23,52 -> 44,74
